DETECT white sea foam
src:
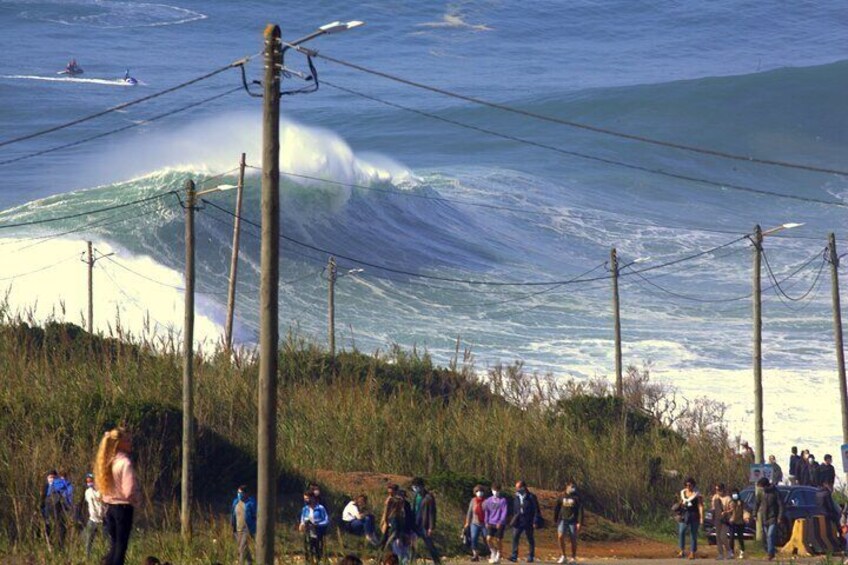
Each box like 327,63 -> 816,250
0,237 -> 223,349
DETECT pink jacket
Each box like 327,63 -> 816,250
101,452 -> 140,506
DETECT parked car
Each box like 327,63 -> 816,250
704,485 -> 831,546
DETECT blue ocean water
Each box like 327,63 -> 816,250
1,1 -> 847,454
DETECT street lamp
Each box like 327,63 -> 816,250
256,19 -> 365,564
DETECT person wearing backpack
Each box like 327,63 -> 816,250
411,477 -> 441,565
554,480 -> 584,564
509,480 -> 540,563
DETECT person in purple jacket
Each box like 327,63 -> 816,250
483,482 -> 509,564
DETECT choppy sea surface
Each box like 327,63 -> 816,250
1,1 -> 847,464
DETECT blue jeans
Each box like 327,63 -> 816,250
470,523 -> 486,553
678,522 -> 698,554
764,523 -> 777,557
344,516 -> 375,537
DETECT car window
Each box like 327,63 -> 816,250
742,491 -> 755,509
786,489 -> 816,507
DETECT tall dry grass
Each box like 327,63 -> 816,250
0,307 -> 747,559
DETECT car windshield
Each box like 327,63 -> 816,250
786,489 -> 817,507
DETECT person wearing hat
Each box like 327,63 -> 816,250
83,472 -> 105,558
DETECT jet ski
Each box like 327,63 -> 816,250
58,59 -> 84,76
122,69 -> 138,85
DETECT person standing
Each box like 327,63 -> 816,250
753,478 -> 783,561
464,485 -> 489,562
554,480 -> 584,564
740,442 -> 755,462
231,485 -> 256,565
767,456 -> 783,485
808,454 -> 821,487
509,480 -> 539,563
677,477 -> 703,560
82,473 -> 105,558
44,468 -> 74,549
727,488 -> 746,559
411,477 -> 441,565
96,427 -> 141,565
798,451 -> 812,486
711,483 -> 730,560
820,454 -> 836,489
299,492 -> 330,563
483,483 -> 509,564
788,447 -> 800,485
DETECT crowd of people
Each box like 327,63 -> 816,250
673,444 -> 846,563
40,427 -> 139,564
281,478 -> 584,565
39,427 -> 847,565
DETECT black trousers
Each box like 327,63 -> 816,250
103,504 -> 134,565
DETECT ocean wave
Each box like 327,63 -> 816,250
13,0 -> 207,28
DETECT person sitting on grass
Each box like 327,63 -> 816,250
343,494 -> 380,545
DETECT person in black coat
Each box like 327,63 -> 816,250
819,455 -> 836,489
753,478 -> 784,560
788,447 -> 800,484
509,481 -> 540,563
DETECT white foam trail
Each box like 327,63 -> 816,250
2,75 -> 136,87
18,1 -> 207,29
416,13 -> 492,32
0,237 -> 223,349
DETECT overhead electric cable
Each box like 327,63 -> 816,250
0,55 -> 256,149
244,164 -> 826,241
0,87 -> 243,167
762,248 -> 828,302
0,192 -> 177,229
102,255 -> 226,296
320,81 -> 847,209
301,48 -> 848,176
201,198 -> 751,287
0,254 -> 79,281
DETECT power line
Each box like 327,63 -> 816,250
303,47 -> 848,176
762,248 -> 828,303
0,191 -> 177,230
0,56 -> 255,149
0,254 -> 79,281
320,80 -> 847,209
245,164 -> 827,241
101,255 -> 226,296
0,87 -> 243,167
200,198 -> 752,287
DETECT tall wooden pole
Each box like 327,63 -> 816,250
87,241 -> 93,334
257,24 -> 281,565
611,247 -> 623,397
181,178 -> 196,540
328,256 -> 337,357
829,233 -> 848,446
224,153 -> 246,351
752,225 -> 764,465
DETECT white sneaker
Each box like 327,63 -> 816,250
557,557 -> 566,564
569,558 -> 577,564
494,551 -> 501,564
489,554 -> 496,564
738,551 -> 745,560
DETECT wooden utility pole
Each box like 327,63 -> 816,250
328,256 -> 337,357
181,178 -> 196,541
224,153 -> 247,351
257,23 -> 281,565
86,241 -> 94,333
611,247 -> 623,397
829,233 -> 848,445
752,225 -> 764,465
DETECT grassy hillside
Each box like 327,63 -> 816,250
0,317 -> 747,561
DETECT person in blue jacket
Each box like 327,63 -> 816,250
44,469 -> 74,549
231,485 -> 256,565
299,491 -> 330,563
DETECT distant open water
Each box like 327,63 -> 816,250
1,0 -> 847,461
